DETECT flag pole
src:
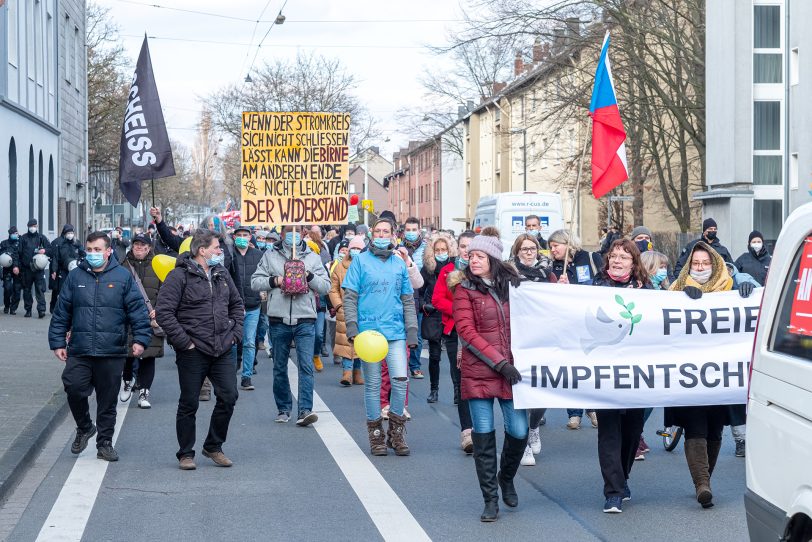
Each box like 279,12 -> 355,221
151,176 -> 155,207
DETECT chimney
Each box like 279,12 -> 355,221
370,146 -> 379,155
565,17 -> 580,45
457,105 -> 468,119
492,82 -> 507,95
532,37 -> 543,63
514,50 -> 524,76
553,28 -> 565,53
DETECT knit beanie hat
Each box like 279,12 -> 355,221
702,218 -> 718,231
630,226 -> 652,239
348,236 -> 366,250
468,227 -> 503,260
748,230 -> 764,243
356,224 -> 369,238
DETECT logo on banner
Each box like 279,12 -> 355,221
581,295 -> 643,354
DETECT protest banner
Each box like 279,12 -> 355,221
509,282 -> 762,409
241,112 -> 351,226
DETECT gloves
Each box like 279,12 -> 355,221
306,271 -> 314,283
684,286 -> 703,300
423,304 -> 435,314
495,361 -> 522,385
738,282 -> 754,298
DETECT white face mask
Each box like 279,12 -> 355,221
28,227 -> 37,234
65,233 -> 75,241
750,242 -> 763,252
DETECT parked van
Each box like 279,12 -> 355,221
746,202 -> 812,542
472,192 -> 564,258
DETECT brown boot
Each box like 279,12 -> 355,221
386,411 -> 410,456
353,369 -> 364,385
707,439 -> 722,477
367,418 -> 387,456
340,370 -> 352,387
684,438 -> 713,508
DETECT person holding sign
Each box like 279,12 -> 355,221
590,239 -> 652,514
667,241 -> 753,509
452,227 -> 526,523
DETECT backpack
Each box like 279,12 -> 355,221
281,259 -> 309,295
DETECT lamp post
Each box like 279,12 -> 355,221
510,128 -> 527,191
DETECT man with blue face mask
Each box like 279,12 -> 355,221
524,215 -> 549,250
402,217 -> 426,378
251,225 -> 330,426
229,226 -> 264,391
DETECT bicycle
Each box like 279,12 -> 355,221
656,425 -> 684,452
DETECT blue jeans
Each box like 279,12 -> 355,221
468,398 -> 528,439
338,356 -> 361,371
362,339 -> 407,421
241,308 -> 260,379
269,321 -> 316,415
408,309 -> 423,373
567,409 -> 596,418
256,312 -> 269,347
314,311 -> 325,358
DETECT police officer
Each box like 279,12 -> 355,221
1,227 -> 22,314
49,224 -> 84,314
19,218 -> 50,318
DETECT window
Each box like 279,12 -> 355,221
38,151 -> 44,227
9,139 -> 18,228
790,152 -> 799,190
64,16 -> 72,84
28,146 -> 34,219
35,0 -> 43,84
790,47 -> 799,86
8,0 -> 18,66
754,5 -> 782,84
768,234 -> 812,361
26,0 -> 34,80
47,12 -> 54,96
74,26 -> 80,91
753,199 -> 781,243
753,101 -> 782,185
48,157 -> 54,231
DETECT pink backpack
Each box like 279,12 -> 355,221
281,259 -> 309,295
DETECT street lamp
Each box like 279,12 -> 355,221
510,128 -> 527,191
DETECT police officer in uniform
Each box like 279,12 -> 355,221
1,226 -> 22,314
19,218 -> 50,318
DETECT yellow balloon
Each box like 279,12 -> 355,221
179,237 -> 192,254
151,254 -> 176,282
355,330 -> 389,363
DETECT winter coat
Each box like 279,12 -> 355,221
50,235 -> 84,275
0,238 -> 21,277
735,247 -> 771,286
552,249 -> 602,285
328,256 -> 355,361
48,257 -> 152,357
122,251 -> 165,358
675,236 -> 733,272
432,263 -> 462,336
229,247 -> 263,310
403,238 -> 426,308
155,220 -> 233,270
420,232 -> 459,310
453,279 -> 514,401
250,240 -> 331,326
155,253 -> 244,357
18,231 -> 50,269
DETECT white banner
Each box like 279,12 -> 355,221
509,282 -> 762,409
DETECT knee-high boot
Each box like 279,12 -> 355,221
684,438 -> 713,508
471,431 -> 499,522
498,432 -> 529,508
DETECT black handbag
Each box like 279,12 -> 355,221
420,309 -> 443,341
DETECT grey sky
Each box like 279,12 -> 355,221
97,0 -> 463,156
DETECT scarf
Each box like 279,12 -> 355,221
670,241 -> 733,293
515,260 -> 550,282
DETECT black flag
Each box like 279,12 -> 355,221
119,36 -> 175,207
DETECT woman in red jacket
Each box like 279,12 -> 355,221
453,227 -> 526,522
432,230 -> 476,453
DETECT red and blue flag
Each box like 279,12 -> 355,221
589,32 -> 628,199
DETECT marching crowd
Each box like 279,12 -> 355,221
4,206 -> 769,521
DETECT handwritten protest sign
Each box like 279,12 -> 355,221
241,112 -> 350,225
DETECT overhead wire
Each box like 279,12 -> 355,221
123,34 -> 424,49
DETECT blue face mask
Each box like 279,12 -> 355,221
405,231 -> 419,243
653,268 -> 668,284
284,232 -> 300,246
86,253 -> 105,269
206,253 -> 224,267
234,237 -> 249,249
10,234 -> 18,241
456,257 -> 469,270
257,241 -> 267,249
372,237 -> 391,250
526,229 -> 540,237
350,248 -> 361,257
337,252 -> 346,262
436,253 -> 449,263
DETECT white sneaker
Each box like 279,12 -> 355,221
381,405 -> 390,420
138,389 -> 151,409
520,445 -> 536,466
587,411 -> 598,428
119,380 -> 133,402
567,416 -> 581,430
528,427 -> 541,455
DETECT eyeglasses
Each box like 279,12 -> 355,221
519,247 -> 537,254
608,254 -> 633,262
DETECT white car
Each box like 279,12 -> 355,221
746,202 -> 812,541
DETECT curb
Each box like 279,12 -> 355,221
0,387 -> 68,505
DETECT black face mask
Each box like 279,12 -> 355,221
705,231 -> 717,241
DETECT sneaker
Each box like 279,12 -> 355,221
202,448 -> 233,467
520,445 -> 536,466
240,377 -> 255,391
403,407 -> 411,421
639,436 -> 650,453
623,482 -> 631,502
137,389 -> 151,409
603,496 -> 623,513
296,410 -> 318,427
70,424 -> 97,454
119,379 -> 134,402
381,405 -> 390,420
587,411 -> 598,428
735,439 -> 745,457
567,416 -> 581,430
411,370 -> 424,379
635,446 -> 646,461
275,412 -> 290,423
528,427 -> 541,455
179,456 -> 196,470
96,440 -> 119,462
313,356 -> 323,372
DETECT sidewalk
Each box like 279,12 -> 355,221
0,301 -> 68,504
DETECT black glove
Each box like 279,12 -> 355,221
423,303 -> 435,314
684,286 -> 703,300
738,282 -> 754,298
306,271 -> 314,283
496,361 -> 522,385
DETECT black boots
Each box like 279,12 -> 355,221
427,389 -> 438,403
471,431 -> 499,522
498,432 -> 529,508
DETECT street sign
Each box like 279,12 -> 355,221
609,196 -> 634,202
362,199 -> 374,213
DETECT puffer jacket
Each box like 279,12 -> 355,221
155,253 -> 244,357
50,233 -> 84,274
453,279 -> 513,401
229,247 -> 263,310
122,251 -> 165,358
735,247 -> 771,286
19,231 -> 50,268
432,263 -> 462,335
1,238 -> 21,277
250,240 -> 331,326
48,257 -> 152,357
328,256 -> 355,360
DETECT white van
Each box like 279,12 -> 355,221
472,192 -> 564,258
746,202 -> 812,542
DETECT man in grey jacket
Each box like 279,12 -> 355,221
251,226 -> 330,426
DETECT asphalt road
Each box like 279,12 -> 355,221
6,347 -> 748,542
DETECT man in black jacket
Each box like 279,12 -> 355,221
155,229 -> 244,470
675,218 -> 733,272
735,230 -> 771,286
48,231 -> 152,461
149,206 -> 233,269
1,227 -> 22,314
19,218 -> 50,318
49,224 -> 84,314
229,226 -> 263,391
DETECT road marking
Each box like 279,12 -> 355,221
288,360 -> 430,542
35,396 -> 131,542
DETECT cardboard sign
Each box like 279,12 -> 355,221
241,112 -> 351,225
348,205 -> 359,223
789,237 -> 812,336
